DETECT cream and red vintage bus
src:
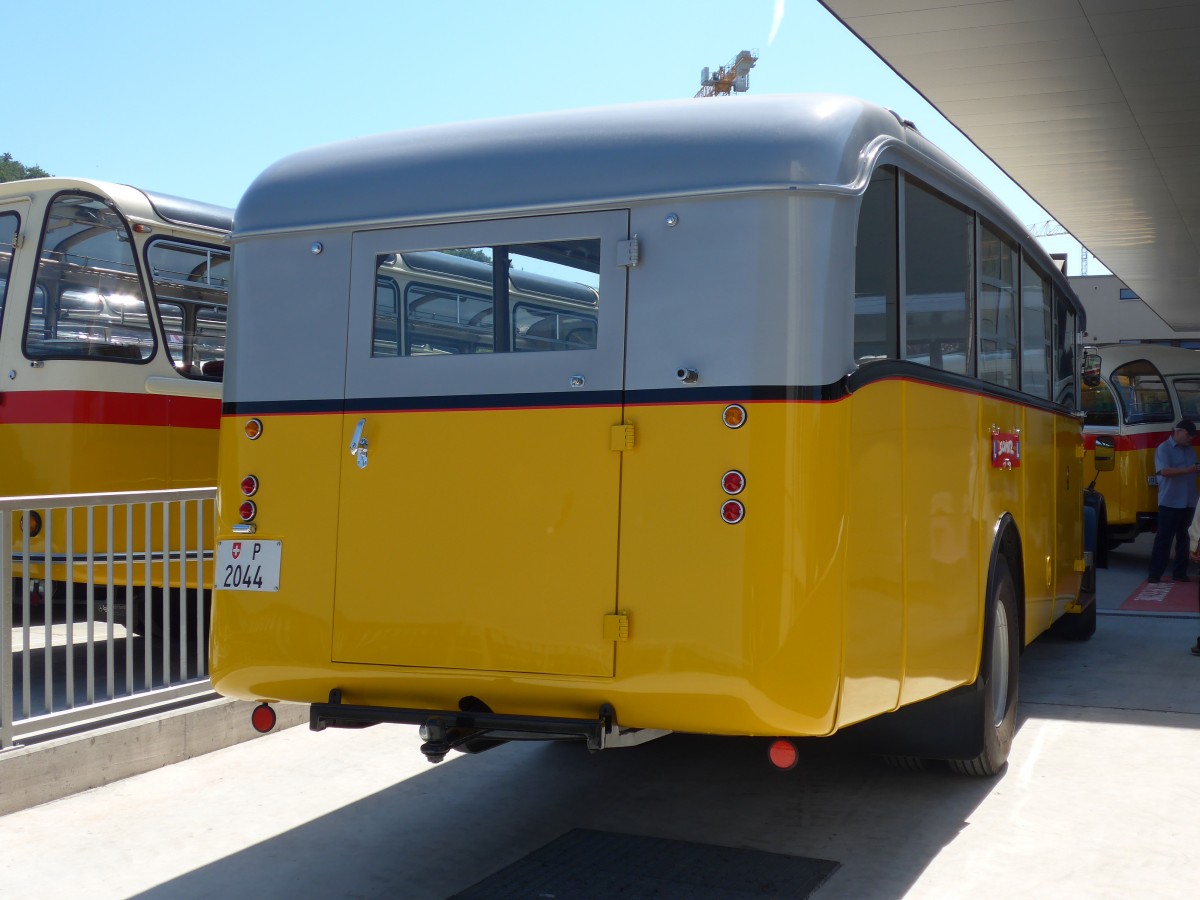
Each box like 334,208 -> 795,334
0,177 -> 230,608
1082,342 -> 1200,547
211,94 -> 1101,776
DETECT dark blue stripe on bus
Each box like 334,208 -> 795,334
223,385 -> 848,417
223,367 -> 1071,417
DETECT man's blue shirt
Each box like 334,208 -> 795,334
1155,437 -> 1199,508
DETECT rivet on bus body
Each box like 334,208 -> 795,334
7,370 -> 15,380
311,241 -> 323,255
570,375 -> 585,388
665,213 -> 679,227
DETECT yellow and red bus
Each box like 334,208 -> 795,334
1,178 -> 230,607
211,95 -> 1100,775
1082,343 -> 1200,547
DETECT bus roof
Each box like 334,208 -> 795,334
235,93 -> 1080,317
1092,343 -> 1200,377
0,177 -> 232,234
235,94 -> 983,235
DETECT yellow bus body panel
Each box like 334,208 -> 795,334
212,378 -> 1082,738
331,406 -> 621,678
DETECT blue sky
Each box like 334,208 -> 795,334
4,0 -> 1098,273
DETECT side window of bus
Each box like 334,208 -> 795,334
146,240 -> 229,378
0,211 -> 18,329
1052,289 -> 1077,407
1081,378 -> 1119,427
903,178 -> 973,374
1020,260 -> 1052,399
1110,360 -> 1172,424
978,221 -> 1018,388
854,166 -> 898,363
371,241 -> 600,357
1174,378 -> 1200,421
25,195 -> 154,362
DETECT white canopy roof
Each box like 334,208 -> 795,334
822,0 -> 1200,329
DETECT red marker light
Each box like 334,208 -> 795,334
238,500 -> 257,522
768,739 -> 799,770
722,470 -> 745,495
241,475 -> 259,497
721,500 -> 745,524
250,703 -> 277,733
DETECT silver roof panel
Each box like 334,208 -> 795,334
236,94 -> 925,236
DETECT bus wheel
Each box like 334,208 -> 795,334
949,556 -> 1019,777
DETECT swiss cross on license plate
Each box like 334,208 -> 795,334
216,540 -> 282,591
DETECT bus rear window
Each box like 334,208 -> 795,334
372,241 -> 599,358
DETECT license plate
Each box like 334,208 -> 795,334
216,540 -> 282,592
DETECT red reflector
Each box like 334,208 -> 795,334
250,703 -> 277,734
768,739 -> 799,770
722,470 -> 745,495
721,499 -> 745,524
238,500 -> 257,522
241,475 -> 259,496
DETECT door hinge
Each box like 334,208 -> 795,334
603,612 -> 630,642
1074,554 -> 1091,573
616,235 -> 639,268
12,232 -> 23,249
1075,445 -> 1086,459
610,423 -> 636,451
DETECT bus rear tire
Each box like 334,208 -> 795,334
949,556 -> 1019,777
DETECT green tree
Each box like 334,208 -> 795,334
0,153 -> 51,183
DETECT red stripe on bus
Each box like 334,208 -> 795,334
1083,431 -> 1170,452
0,390 -> 219,429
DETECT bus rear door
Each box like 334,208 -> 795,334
330,211 -> 630,677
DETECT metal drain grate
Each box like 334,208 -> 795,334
451,828 -> 840,899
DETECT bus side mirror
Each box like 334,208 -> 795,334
1093,435 -> 1116,472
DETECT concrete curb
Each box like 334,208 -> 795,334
0,697 -> 308,817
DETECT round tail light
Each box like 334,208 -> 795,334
238,500 -> 257,522
722,470 -> 745,495
241,475 -> 259,497
721,500 -> 745,524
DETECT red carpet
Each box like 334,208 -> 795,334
1120,579 -> 1200,612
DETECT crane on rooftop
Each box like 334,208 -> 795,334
1028,220 -> 1089,275
696,50 -> 758,98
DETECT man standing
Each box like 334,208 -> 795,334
1149,419 -> 1200,584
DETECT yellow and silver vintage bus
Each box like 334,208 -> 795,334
1,178 -> 231,602
212,95 -> 1100,775
1082,343 -> 1200,547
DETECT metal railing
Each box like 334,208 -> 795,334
2,488 -> 217,749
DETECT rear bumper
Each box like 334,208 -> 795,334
309,690 -> 668,762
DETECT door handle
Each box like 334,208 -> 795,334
349,418 -> 369,469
